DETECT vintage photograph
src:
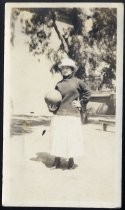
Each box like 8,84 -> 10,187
2,2 -> 123,207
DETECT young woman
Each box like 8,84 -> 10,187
48,57 -> 91,169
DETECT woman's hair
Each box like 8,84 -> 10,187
60,66 -> 74,71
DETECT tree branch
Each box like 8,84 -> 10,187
50,10 -> 69,54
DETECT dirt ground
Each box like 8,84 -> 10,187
2,117 -> 121,207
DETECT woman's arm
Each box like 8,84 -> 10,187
72,79 -> 91,109
78,79 -> 91,105
48,104 -> 58,112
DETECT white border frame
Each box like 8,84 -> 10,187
3,2 -> 124,207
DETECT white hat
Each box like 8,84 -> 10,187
58,57 -> 78,71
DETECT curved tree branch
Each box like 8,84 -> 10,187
50,10 -> 69,55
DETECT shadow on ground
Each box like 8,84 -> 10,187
30,152 -> 78,170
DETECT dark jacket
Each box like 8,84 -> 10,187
55,75 -> 91,117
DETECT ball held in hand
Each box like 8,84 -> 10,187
44,89 -> 62,105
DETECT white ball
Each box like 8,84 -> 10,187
44,89 -> 62,105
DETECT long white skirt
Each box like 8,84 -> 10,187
50,115 -> 84,158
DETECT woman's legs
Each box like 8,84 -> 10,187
52,157 -> 75,169
68,157 -> 74,169
52,156 -> 61,168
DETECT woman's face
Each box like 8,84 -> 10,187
60,66 -> 73,77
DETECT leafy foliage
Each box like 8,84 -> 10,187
11,7 -> 117,88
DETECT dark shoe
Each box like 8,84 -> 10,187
68,158 -> 74,169
52,157 -> 61,168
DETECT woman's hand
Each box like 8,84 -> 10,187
72,100 -> 82,109
48,104 -> 58,112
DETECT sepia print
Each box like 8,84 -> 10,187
2,2 -> 123,207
